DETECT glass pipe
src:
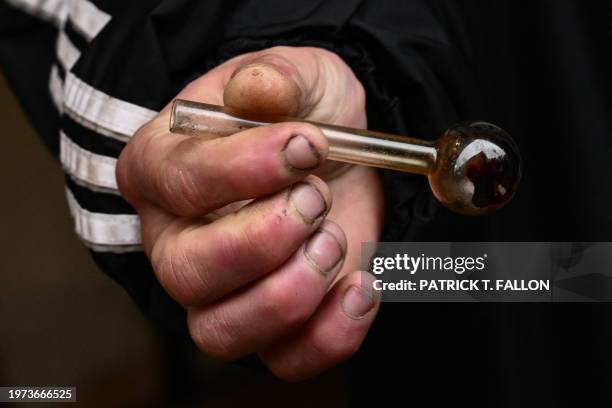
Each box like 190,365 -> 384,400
169,99 -> 522,216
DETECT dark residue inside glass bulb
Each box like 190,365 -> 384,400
464,151 -> 514,209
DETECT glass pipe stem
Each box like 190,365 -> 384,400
170,99 -> 437,175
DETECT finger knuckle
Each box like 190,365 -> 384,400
151,230 -> 210,306
158,154 -> 205,215
314,325 -> 363,362
319,47 -> 345,67
188,311 -> 236,361
254,46 -> 288,61
261,279 -> 312,329
314,48 -> 353,77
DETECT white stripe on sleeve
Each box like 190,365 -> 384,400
60,131 -> 119,191
63,73 -> 158,142
67,0 -> 111,41
6,0 -> 68,27
7,0 -> 111,39
65,187 -> 142,248
56,30 -> 80,71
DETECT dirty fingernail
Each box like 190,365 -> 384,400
290,183 -> 326,223
284,135 -> 321,170
341,285 -> 376,319
304,229 -> 344,275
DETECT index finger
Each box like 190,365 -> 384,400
116,116 -> 329,216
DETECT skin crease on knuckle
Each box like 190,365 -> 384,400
156,139 -> 213,216
157,227 -> 252,307
188,308 -> 239,361
150,229 -> 212,306
297,50 -> 365,128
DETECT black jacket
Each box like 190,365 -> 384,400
2,1 -> 612,406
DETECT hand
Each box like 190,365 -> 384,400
116,46 -> 384,381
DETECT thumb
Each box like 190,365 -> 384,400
223,51 -> 312,117
223,47 -> 366,179
223,47 -> 366,128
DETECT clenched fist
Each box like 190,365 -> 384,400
116,46 -> 384,381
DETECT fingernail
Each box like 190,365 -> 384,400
284,135 -> 321,170
304,229 -> 344,275
342,285 -> 376,320
290,183 -> 326,223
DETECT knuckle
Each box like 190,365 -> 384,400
188,311 -> 236,361
150,235 -> 183,297
252,47 -> 291,63
151,229 -> 210,306
314,325 -> 362,362
158,153 -> 206,215
314,47 -> 352,78
310,48 -> 366,126
261,279 -> 312,329
318,47 -> 345,67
